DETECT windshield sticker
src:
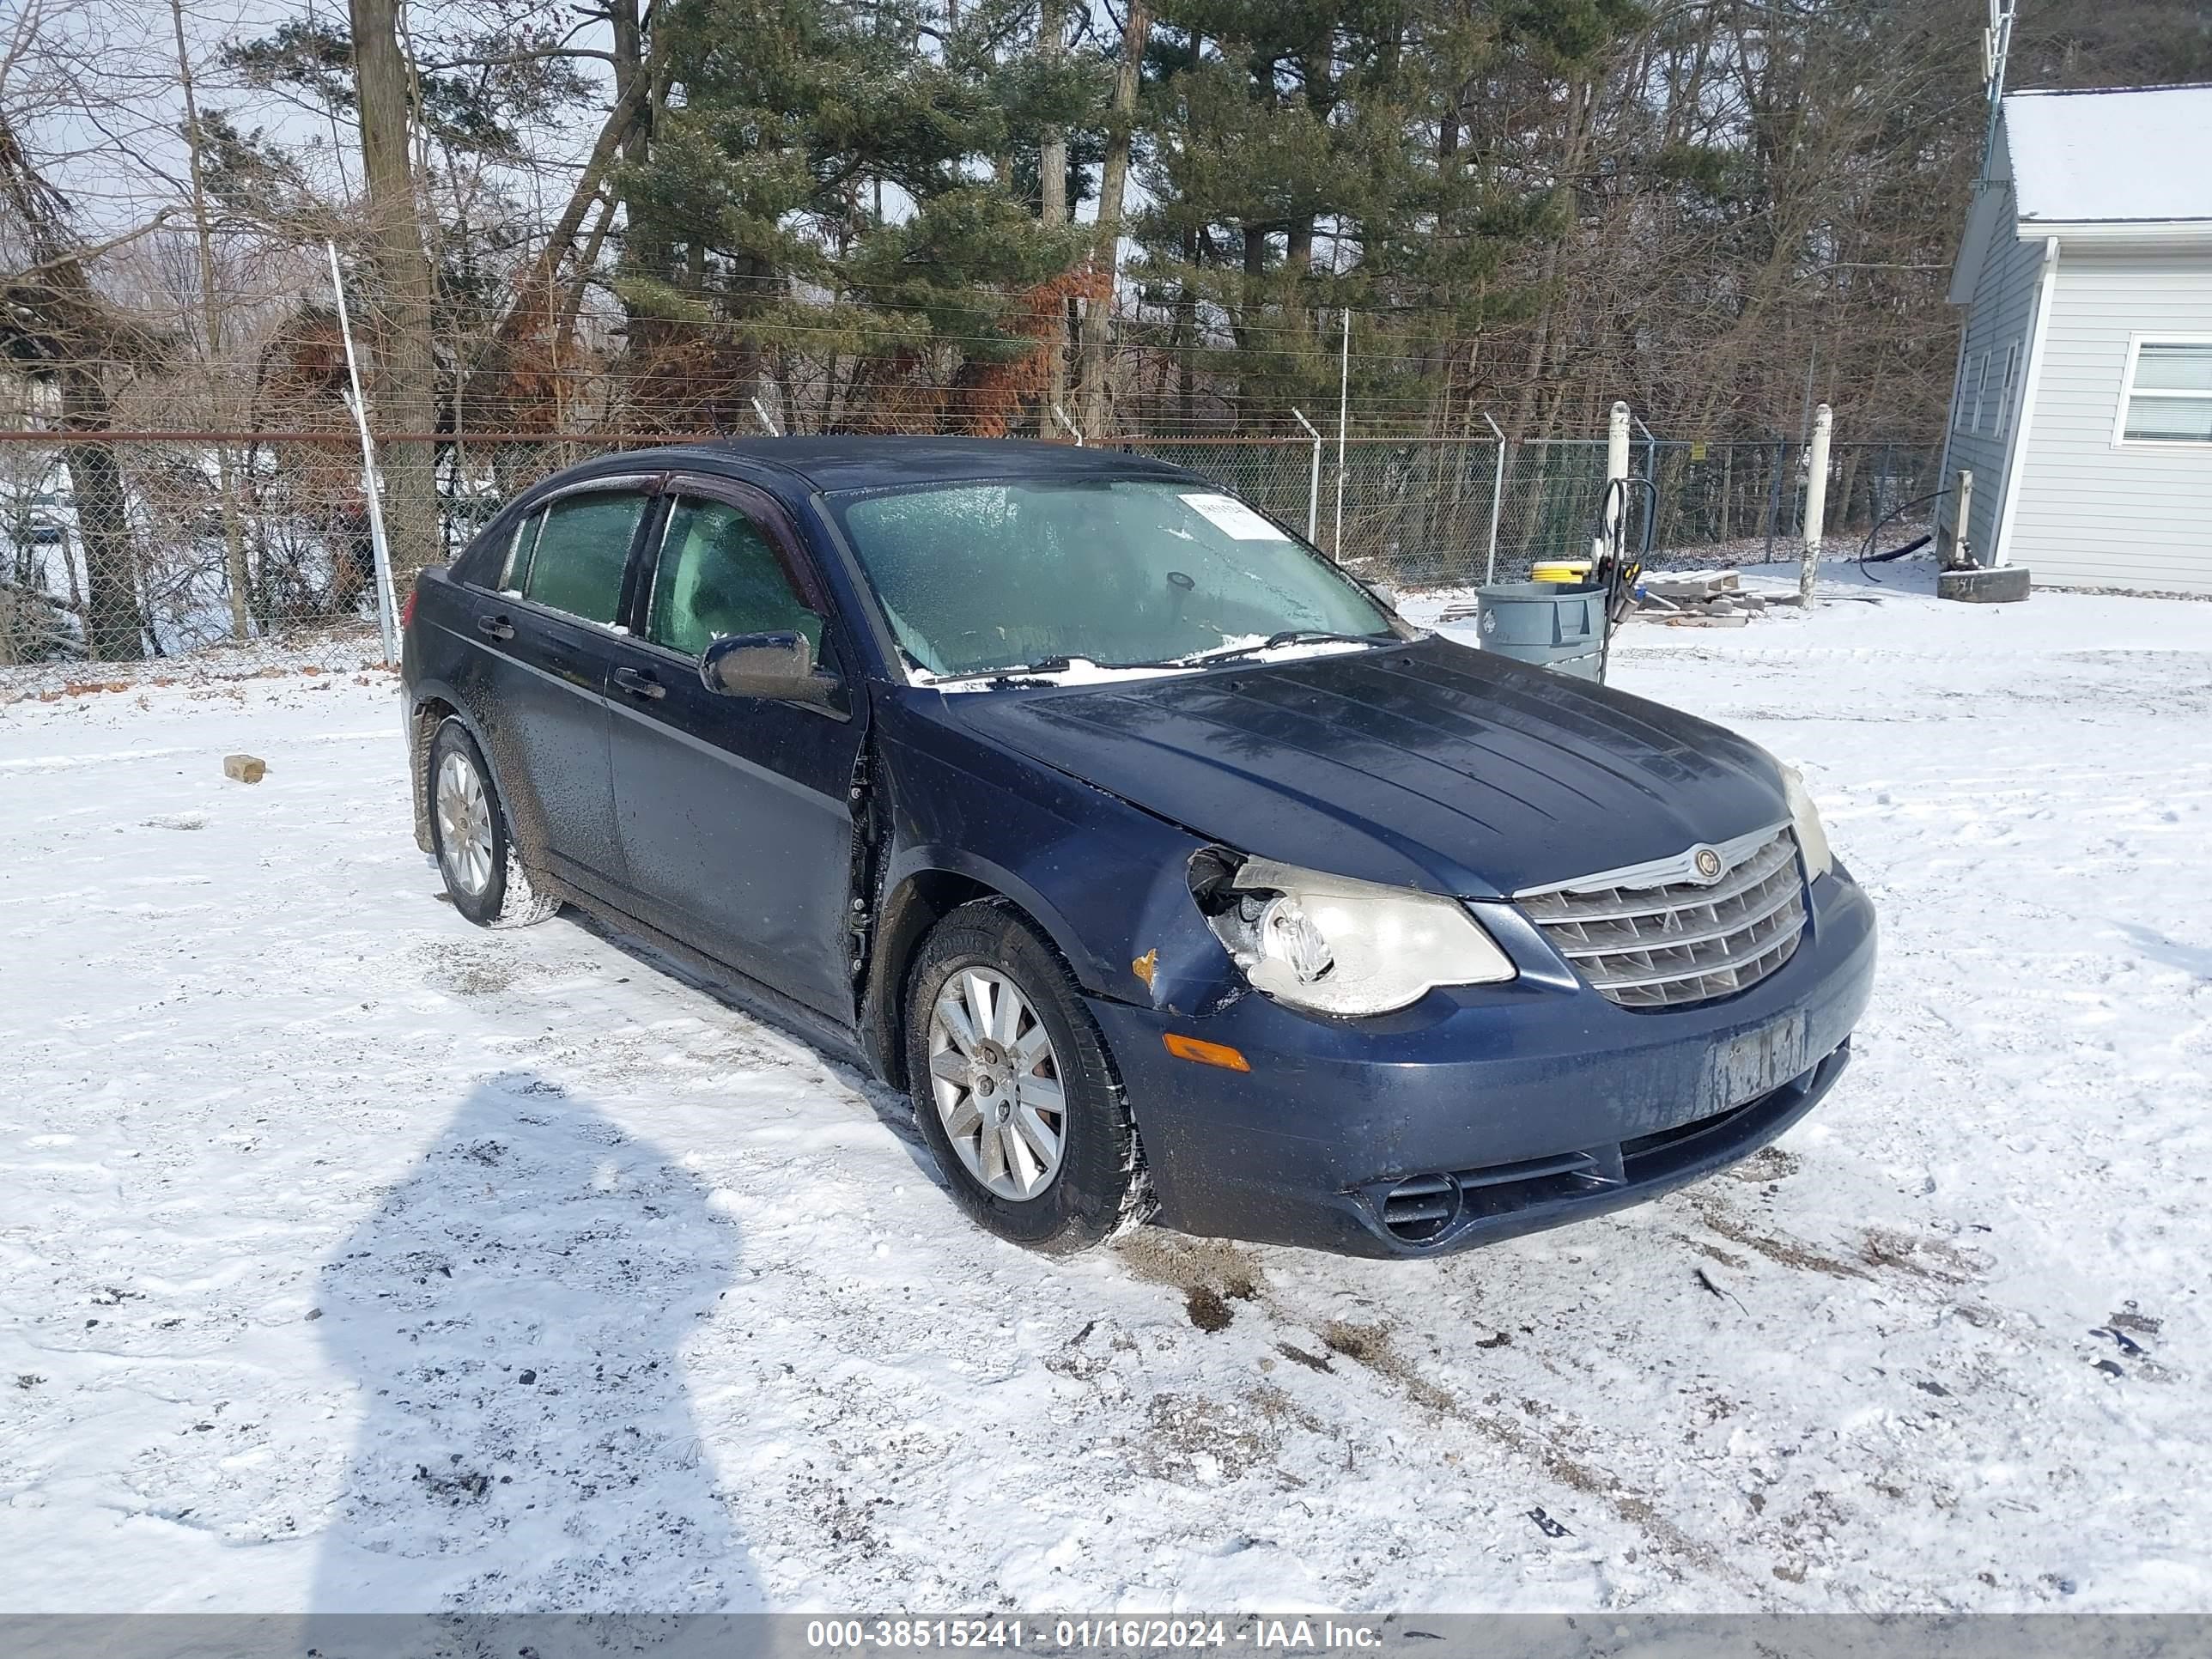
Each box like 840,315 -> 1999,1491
1181,492 -> 1291,542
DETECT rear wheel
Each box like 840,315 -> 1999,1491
428,718 -> 559,929
905,901 -> 1137,1252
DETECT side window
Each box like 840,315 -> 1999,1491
521,491 -> 645,625
495,508 -> 542,592
647,496 -> 822,658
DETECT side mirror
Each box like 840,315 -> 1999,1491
700,629 -> 837,703
1368,583 -> 1401,611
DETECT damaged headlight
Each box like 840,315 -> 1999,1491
1780,764 -> 1834,882
1194,854 -> 1516,1017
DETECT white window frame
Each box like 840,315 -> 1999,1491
1995,341 -> 2019,442
1970,351 -> 1989,434
2112,333 -> 2212,450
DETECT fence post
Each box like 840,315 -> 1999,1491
1480,412 -> 1506,584
1291,408 -> 1322,542
1333,307 -> 1350,557
1801,404 -> 1832,609
1632,412 -> 1658,557
1594,401 -> 1630,565
1764,439 -> 1784,563
325,240 -> 399,668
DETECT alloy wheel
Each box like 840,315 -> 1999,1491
434,750 -> 495,897
927,966 -> 1067,1200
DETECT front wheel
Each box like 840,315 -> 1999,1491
905,901 -> 1139,1253
428,718 -> 560,929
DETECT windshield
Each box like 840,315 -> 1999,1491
828,478 -> 1395,679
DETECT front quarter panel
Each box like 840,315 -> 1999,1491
874,690 -> 1241,1018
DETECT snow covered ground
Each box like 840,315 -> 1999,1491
4,562 -> 2210,1614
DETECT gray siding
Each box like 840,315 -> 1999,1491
2005,246 -> 2212,592
1945,189 -> 2045,562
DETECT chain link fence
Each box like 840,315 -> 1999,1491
1642,439 -> 1947,563
0,427 -> 1942,692
1124,436 -> 1617,592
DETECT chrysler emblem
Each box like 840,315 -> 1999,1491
1692,847 -> 1724,882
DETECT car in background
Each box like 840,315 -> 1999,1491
400,439 -> 1875,1258
3,487 -> 72,547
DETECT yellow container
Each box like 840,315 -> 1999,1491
1531,559 -> 1593,585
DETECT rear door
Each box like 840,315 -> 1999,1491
604,475 -> 867,1017
468,478 -> 655,890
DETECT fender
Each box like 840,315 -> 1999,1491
860,695 -> 1250,1050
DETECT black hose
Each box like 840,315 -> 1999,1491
1857,489 -> 1950,585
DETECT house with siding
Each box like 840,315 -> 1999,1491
1942,84 -> 2212,593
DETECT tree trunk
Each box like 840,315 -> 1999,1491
614,1 -> 669,313
347,0 -> 441,585
58,366 -> 147,660
1039,0 -> 1068,433
1076,0 -> 1150,436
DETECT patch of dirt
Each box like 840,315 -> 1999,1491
1138,1391 -> 1284,1482
1688,1194 -> 1869,1280
1115,1233 -> 1264,1307
419,943 -> 518,998
1462,1398 -> 1731,1584
1728,1146 -> 1802,1182
789,1468 -> 890,1558
1185,1286 -> 1234,1333
1274,1341 -> 1334,1374
1859,1226 -> 1990,1284
1319,1320 -> 1456,1414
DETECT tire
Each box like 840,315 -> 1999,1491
905,899 -> 1139,1253
427,717 -> 560,930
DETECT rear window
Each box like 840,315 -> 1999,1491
520,492 -> 645,625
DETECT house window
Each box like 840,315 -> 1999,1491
2119,340 -> 2212,444
1952,354 -> 1974,434
1970,352 -> 1989,433
1995,343 -> 2019,441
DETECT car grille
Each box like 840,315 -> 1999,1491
1517,825 -> 1808,1010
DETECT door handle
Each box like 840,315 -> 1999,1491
613,665 -> 666,701
476,614 -> 514,641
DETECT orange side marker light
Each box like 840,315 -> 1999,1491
1163,1032 -> 1251,1073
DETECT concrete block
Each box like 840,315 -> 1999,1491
1938,567 -> 2031,604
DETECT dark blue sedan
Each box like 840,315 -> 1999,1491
400,438 -> 1875,1258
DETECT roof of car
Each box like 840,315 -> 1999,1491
600,435 -> 1200,495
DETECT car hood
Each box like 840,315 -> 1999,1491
938,635 -> 1787,899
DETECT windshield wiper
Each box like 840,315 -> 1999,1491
1170,629 -> 1395,668
922,655 -> 1076,686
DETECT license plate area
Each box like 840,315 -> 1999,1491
1704,1011 -> 1810,1109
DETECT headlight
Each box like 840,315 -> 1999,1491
1781,764 -> 1834,882
1200,857 -> 1516,1017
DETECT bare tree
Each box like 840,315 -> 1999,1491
343,0 -> 438,580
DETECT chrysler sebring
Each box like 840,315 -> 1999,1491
400,439 -> 1875,1258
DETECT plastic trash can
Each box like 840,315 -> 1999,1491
1472,581 -> 1606,681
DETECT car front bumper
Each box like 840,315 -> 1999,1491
1085,866 -> 1876,1258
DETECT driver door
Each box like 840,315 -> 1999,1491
603,476 -> 866,1018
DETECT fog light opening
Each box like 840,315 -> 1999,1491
1381,1172 -> 1462,1243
